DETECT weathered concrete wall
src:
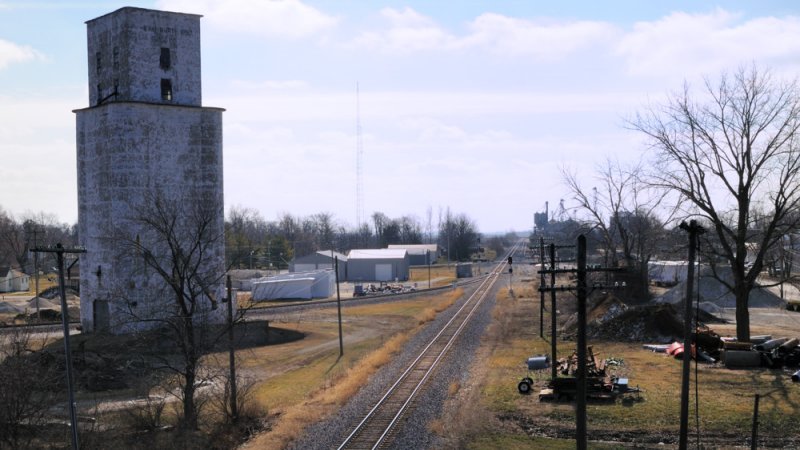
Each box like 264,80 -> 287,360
87,7 -> 201,107
76,102 -> 225,333
76,7 -> 224,334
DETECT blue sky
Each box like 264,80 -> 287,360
1,1 -> 799,233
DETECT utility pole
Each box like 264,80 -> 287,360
427,250 -> 431,289
508,255 -> 513,292
751,393 -> 760,450
576,235 -> 588,450
539,236 -> 545,338
550,243 -> 558,380
540,241 -> 576,380
537,236 -> 615,450
32,243 -> 85,450
335,256 -> 344,357
31,225 -> 44,321
679,220 -> 704,450
226,275 -> 238,422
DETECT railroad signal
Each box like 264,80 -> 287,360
507,255 -> 513,293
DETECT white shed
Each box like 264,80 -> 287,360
251,270 -> 334,301
0,267 -> 30,293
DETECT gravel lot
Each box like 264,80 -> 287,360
290,280 -> 497,450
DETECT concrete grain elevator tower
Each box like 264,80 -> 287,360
74,7 -> 225,333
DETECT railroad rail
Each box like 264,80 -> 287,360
338,242 -> 521,449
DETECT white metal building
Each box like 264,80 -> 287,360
347,249 -> 410,282
387,244 -> 438,266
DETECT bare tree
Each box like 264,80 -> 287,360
226,206 -> 264,268
632,65 -> 800,341
0,326 -> 59,449
0,208 -> 27,269
425,206 -> 434,244
398,215 -> 423,244
124,192 -> 228,429
439,211 -> 478,262
563,158 -> 668,298
278,212 -> 300,260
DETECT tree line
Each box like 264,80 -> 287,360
0,208 -> 78,273
561,64 -> 800,342
0,204 -> 483,276
225,206 -> 482,270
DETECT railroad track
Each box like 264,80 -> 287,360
338,243 -> 521,449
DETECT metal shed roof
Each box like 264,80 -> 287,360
316,250 -> 348,261
387,244 -> 438,255
348,249 -> 408,260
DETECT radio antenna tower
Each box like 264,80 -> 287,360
356,82 -> 365,228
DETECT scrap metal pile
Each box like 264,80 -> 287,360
533,346 -> 641,402
352,282 -> 417,297
644,327 -> 800,379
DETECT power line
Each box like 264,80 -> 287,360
30,243 -> 86,450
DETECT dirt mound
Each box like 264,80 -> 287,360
562,293 -> 628,333
585,303 -> 685,342
561,291 -> 725,343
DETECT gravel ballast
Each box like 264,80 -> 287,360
290,280 -> 499,450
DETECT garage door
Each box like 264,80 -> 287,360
375,264 -> 392,281
294,264 -> 317,272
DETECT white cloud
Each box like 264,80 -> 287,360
229,79 -> 309,90
0,38 -> 42,70
616,9 -> 800,77
350,7 -> 459,53
210,89 -> 643,124
0,94 -> 79,223
464,13 -> 619,58
348,7 -> 617,58
157,0 -> 338,39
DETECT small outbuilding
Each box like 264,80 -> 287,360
456,263 -> 474,278
387,244 -> 438,266
0,267 -> 30,293
291,250 -> 347,280
347,249 -> 410,282
251,270 -> 334,301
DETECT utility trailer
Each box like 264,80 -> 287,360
536,376 -> 638,402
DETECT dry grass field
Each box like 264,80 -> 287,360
239,288 -> 463,449
437,268 -> 800,449
1,287 -> 464,449
409,265 -> 457,286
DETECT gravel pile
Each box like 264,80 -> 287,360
27,297 -> 59,310
0,301 -> 23,313
654,267 -> 784,308
290,283 -> 494,450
